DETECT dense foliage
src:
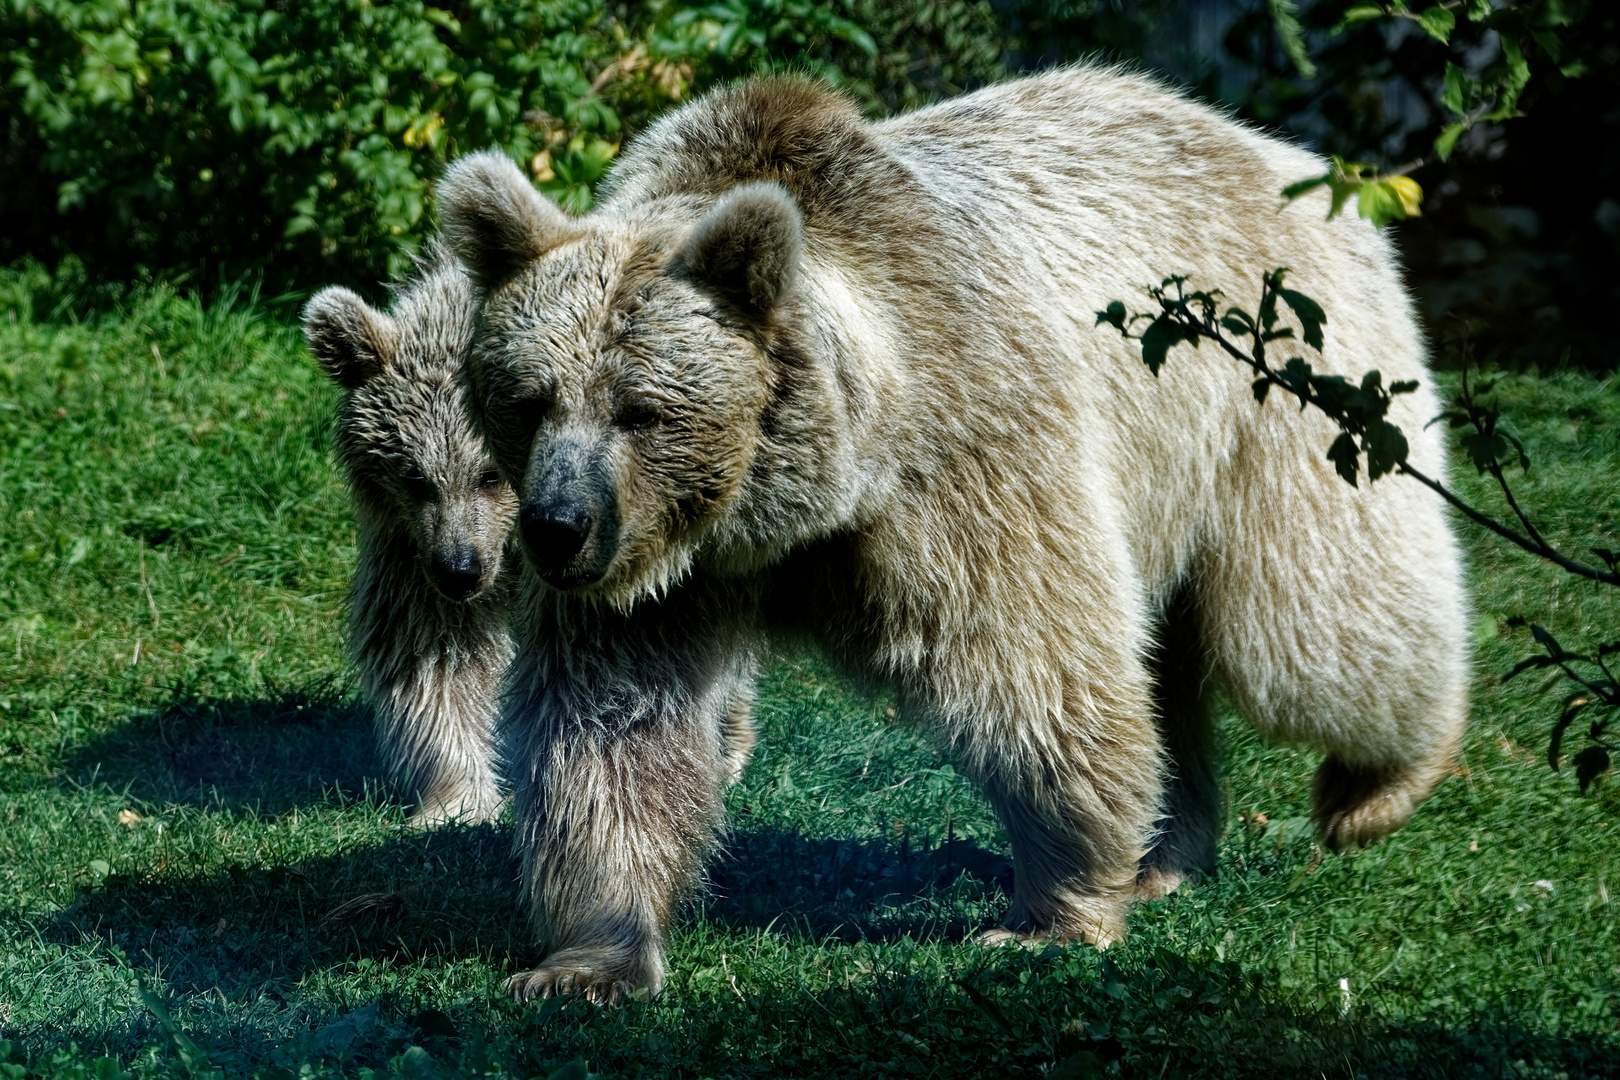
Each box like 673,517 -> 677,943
5,0 -> 1614,353
0,0 -> 1005,296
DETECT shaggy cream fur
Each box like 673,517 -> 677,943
437,66 -> 1468,1002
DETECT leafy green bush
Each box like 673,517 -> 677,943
2,0 -> 659,292
1,0 -> 1005,297
662,0 -> 1003,114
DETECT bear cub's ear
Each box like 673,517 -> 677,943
438,150 -> 583,287
680,182 -> 803,315
303,287 -> 401,389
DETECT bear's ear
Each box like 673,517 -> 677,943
438,150 -> 582,287
302,286 -> 401,389
680,182 -> 803,315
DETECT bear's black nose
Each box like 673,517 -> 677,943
431,548 -> 484,601
522,504 -> 592,571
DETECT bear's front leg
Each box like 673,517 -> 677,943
350,527 -> 510,828
502,588 -> 755,1004
944,666 -> 1164,950
506,707 -> 736,1003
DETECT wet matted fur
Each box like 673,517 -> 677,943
304,248 -> 518,825
437,66 -> 1469,1002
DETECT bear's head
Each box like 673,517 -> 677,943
438,151 -> 805,607
303,251 -> 518,602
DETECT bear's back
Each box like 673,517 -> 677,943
596,68 -> 1435,601
602,68 -> 1402,376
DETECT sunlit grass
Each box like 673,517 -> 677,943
1,270 -> 1615,1078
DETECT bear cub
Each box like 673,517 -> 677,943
304,246 -> 516,826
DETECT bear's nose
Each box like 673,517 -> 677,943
430,547 -> 484,601
521,504 -> 592,571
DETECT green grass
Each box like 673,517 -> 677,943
1,267 -> 1617,1079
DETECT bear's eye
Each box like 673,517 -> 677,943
615,400 -> 662,432
400,470 -> 433,501
478,468 -> 502,490
507,390 -> 553,430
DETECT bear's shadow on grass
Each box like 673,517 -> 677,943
48,686 -> 1016,998
64,681 -> 385,818
40,824 -> 1014,999
33,694 -> 1620,1077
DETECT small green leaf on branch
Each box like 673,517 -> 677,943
1357,176 -> 1424,226
1416,5 -> 1456,43
1436,121 -> 1467,161
1277,288 -> 1326,351
1282,158 -> 1423,225
1442,63 -> 1473,115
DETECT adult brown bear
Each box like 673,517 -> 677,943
438,66 -> 1468,1004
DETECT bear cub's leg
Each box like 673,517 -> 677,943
390,694 -> 505,827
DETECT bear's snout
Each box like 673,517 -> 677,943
521,438 -> 619,589
521,503 -> 593,574
429,545 -> 485,601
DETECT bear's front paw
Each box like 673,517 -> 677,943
409,787 -> 505,829
506,948 -> 662,1006
980,895 -> 1129,950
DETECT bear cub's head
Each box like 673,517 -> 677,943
438,151 -> 803,606
303,249 -> 518,602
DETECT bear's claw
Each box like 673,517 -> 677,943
507,966 -> 637,1006
507,946 -> 662,1006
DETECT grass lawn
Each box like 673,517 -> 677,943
1,266 -> 1616,1078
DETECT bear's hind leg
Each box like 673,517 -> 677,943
1203,416 -> 1469,855
1313,711 -> 1463,850
1137,589 -> 1220,899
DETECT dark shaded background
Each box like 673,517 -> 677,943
3,0 -> 1616,367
